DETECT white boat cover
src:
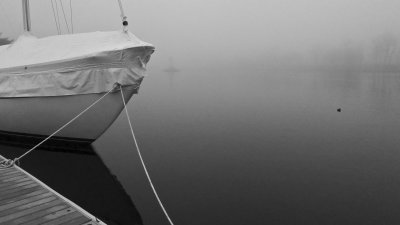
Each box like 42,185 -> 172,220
0,31 -> 154,97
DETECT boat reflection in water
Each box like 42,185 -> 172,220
0,140 -> 142,225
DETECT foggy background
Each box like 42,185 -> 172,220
1,0 -> 400,72
3,1 -> 400,225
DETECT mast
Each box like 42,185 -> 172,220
117,0 -> 128,31
22,0 -> 31,32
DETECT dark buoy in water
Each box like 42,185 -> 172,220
337,108 -> 342,112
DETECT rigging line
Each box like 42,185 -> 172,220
54,0 -> 62,34
120,87 -> 175,225
51,0 -> 61,34
50,0 -> 61,34
69,0 -> 74,33
59,0 -> 70,33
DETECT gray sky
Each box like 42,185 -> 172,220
1,0 -> 400,69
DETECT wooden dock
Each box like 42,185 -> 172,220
0,156 -> 105,225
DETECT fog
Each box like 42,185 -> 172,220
2,2 -> 400,224
1,0 -> 400,71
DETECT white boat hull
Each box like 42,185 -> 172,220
0,85 -> 136,144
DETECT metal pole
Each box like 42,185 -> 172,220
22,0 -> 31,32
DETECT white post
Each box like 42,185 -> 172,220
22,0 -> 31,32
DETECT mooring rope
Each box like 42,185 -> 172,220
0,159 -> 15,169
120,87 -> 175,225
0,86 -> 116,169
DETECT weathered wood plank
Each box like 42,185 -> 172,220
0,199 -> 63,223
0,180 -> 36,192
0,183 -> 39,197
0,192 -> 53,211
0,173 -> 25,181
0,169 -> 22,176
0,196 -> 58,217
0,169 -> 21,177
82,222 -> 99,225
0,168 -> 16,174
0,177 -> 29,187
20,207 -> 77,225
43,207 -> 76,220
40,211 -> 84,225
0,189 -> 48,206
2,175 -> 28,183
0,179 -> 35,189
62,215 -> 92,225
0,156 -> 103,225
18,196 -> 58,210
9,204 -> 68,225
0,186 -> 42,203
0,174 -> 25,182
0,177 -> 31,188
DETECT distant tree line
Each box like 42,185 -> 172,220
371,33 -> 397,66
273,33 -> 400,73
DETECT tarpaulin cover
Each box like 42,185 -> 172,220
0,31 -> 154,97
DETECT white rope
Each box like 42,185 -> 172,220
120,87 -> 175,225
9,87 -> 115,164
0,159 -> 15,169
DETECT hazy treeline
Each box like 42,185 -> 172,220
261,33 -> 400,73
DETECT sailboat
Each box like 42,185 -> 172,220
0,0 -> 154,145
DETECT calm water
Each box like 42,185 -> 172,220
2,70 -> 400,225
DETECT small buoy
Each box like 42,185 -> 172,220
337,108 -> 342,112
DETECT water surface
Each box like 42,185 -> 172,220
4,70 -> 400,225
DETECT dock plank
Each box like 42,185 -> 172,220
0,177 -> 30,188
9,204 -> 68,225
0,177 -> 31,188
0,186 -> 43,202
61,215 -> 92,225
0,172 -> 24,180
0,183 -> 39,197
41,211 -> 86,225
0,189 -> 48,206
0,170 -> 21,177
0,199 -> 64,223
0,192 -> 53,211
0,168 -> 15,174
0,180 -> 36,192
2,175 -> 28,182
0,157 -> 104,225
0,173 -> 26,182
21,207 -> 77,225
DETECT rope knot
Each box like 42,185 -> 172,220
0,159 -> 15,169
